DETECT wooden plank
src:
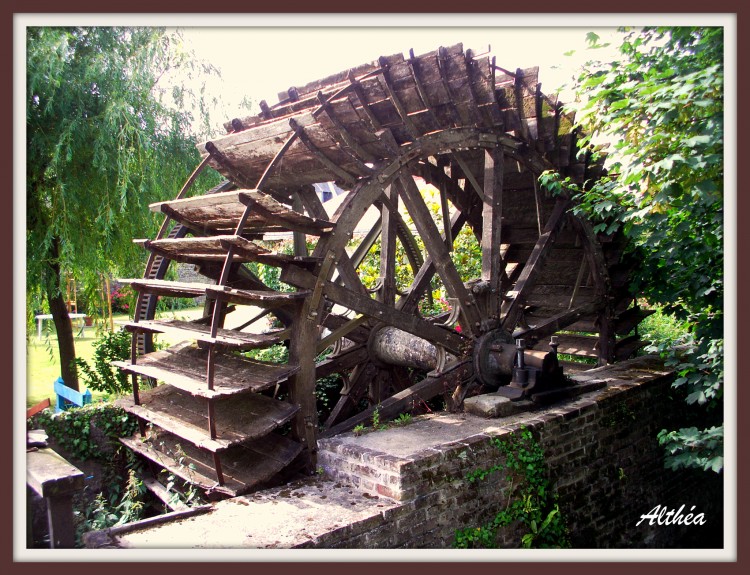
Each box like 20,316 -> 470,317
315,343 -> 369,379
513,300 -> 604,344
530,333 -> 599,358
115,384 -> 299,452
238,189 -> 335,235
113,342 -> 299,399
120,319 -> 284,350
614,307 -> 655,336
143,235 -> 272,265
124,278 -> 310,308
280,265 -> 465,355
379,184 -> 398,306
27,448 -> 84,498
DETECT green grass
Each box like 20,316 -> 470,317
26,323 -> 108,408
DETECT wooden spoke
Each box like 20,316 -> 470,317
379,184 -> 398,305
398,210 -> 468,314
297,186 -> 370,297
395,174 -> 482,336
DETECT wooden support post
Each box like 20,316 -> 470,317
291,192 -> 308,258
27,448 -> 85,549
481,148 -> 504,321
287,300 -> 319,471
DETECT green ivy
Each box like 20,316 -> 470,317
454,427 -> 570,549
29,403 -> 138,462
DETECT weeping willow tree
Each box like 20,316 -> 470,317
27,27 -> 223,390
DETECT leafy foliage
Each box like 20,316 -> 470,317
72,329 -> 131,396
454,428 -> 570,549
75,468 -> 147,546
26,27 -> 222,388
29,403 -> 138,462
541,27 -> 724,472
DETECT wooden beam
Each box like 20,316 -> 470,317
398,210 -> 467,314
322,359 -> 473,437
377,57 -> 421,140
481,147 -> 505,321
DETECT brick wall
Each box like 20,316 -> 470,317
317,357 -> 724,548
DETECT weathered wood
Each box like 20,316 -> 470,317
120,319 -> 284,351
116,383 -> 299,452
513,300 -> 604,344
288,118 -> 359,185
27,448 -> 86,549
379,184 -> 398,306
315,343 -> 370,379
481,147 -> 505,320
143,235 -> 320,268
322,359 -> 473,437
113,342 -> 299,399
120,429 -> 302,498
530,333 -> 599,358
124,278 -> 310,308
398,210 -> 468,314
281,264 -> 465,354
238,189 -> 335,235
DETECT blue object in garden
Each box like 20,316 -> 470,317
54,377 -> 92,413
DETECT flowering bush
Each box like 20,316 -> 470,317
109,282 -> 133,314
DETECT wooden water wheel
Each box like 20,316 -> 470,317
115,45 -> 647,498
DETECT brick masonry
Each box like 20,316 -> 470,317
90,355 -> 723,549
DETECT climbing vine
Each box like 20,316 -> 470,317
454,427 -> 570,549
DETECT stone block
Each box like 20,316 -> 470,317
463,393 -> 516,418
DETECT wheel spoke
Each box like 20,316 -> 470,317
397,210 -> 467,313
395,174 -> 482,336
281,264 -> 465,354
379,184 -> 398,305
